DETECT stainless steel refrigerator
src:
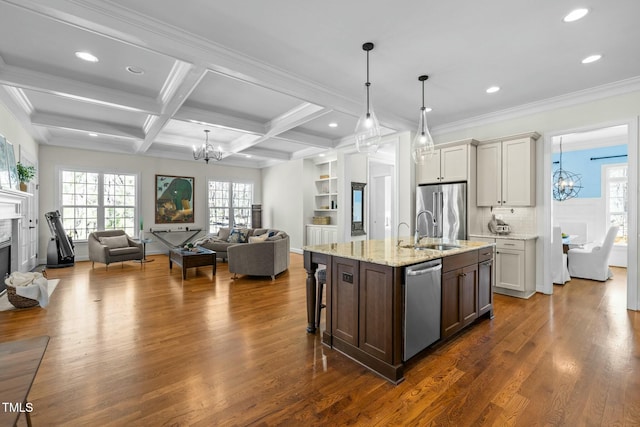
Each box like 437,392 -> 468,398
416,182 -> 467,241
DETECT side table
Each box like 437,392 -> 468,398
137,238 -> 155,263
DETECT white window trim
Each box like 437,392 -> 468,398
207,179 -> 254,233
56,166 -> 141,241
602,162 -> 628,246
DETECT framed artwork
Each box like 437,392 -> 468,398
155,175 -> 194,223
5,139 -> 19,190
0,135 -> 11,190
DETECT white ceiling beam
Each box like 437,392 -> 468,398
46,134 -> 137,154
136,63 -> 207,153
175,106 -> 265,135
0,56 -> 160,114
32,112 -> 145,140
264,102 -> 330,137
274,130 -> 335,149
240,147 -> 291,161
225,103 -> 332,154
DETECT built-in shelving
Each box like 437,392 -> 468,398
314,160 -> 338,212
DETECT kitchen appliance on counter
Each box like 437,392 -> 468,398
416,182 -> 467,241
404,259 -> 442,361
488,214 -> 511,235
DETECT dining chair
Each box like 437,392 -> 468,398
567,226 -> 619,281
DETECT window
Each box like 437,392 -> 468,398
207,181 -> 253,233
60,169 -> 138,240
603,164 -> 627,244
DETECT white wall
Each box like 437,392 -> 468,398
433,88 -> 640,309
261,159 -> 305,252
0,102 -> 39,172
38,145 -> 262,261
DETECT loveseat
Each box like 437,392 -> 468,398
195,228 -> 290,279
88,230 -> 143,269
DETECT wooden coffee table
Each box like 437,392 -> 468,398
169,247 -> 216,279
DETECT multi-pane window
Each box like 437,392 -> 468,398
60,169 -> 138,239
604,164 -> 627,244
208,181 -> 253,233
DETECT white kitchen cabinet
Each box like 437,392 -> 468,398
306,225 -> 337,246
417,140 -> 477,184
476,133 -> 539,207
469,235 -> 537,299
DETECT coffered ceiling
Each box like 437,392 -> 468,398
1,0 -> 639,168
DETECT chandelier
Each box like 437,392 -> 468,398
553,137 -> 582,201
411,75 -> 435,164
354,42 -> 382,154
193,129 -> 223,164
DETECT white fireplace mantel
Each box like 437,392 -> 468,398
0,188 -> 32,219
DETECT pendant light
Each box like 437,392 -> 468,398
411,75 -> 435,164
553,137 -> 582,201
354,42 -> 382,154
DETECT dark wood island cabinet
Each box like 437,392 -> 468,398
304,238 -> 494,383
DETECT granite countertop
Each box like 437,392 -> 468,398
303,237 -> 494,267
469,233 -> 538,241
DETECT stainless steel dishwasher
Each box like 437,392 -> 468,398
404,259 -> 442,361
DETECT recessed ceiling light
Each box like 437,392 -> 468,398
75,51 -> 99,63
88,133 -> 98,137
582,54 -> 602,64
563,8 -> 589,23
245,154 -> 252,158
319,153 -> 326,157
328,122 -> 338,128
486,86 -> 500,94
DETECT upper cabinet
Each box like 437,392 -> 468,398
476,132 -> 539,207
417,139 -> 478,185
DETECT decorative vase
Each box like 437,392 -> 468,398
19,182 -> 27,191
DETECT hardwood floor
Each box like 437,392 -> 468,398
1,256 -> 639,426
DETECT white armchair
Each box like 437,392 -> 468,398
552,226 -> 571,284
568,226 -> 618,281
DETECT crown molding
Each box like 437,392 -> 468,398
432,76 -> 640,136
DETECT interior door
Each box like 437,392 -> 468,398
19,149 -> 38,272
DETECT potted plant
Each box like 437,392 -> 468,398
16,162 -> 36,191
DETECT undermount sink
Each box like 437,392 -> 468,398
399,243 -> 460,251
421,244 -> 460,251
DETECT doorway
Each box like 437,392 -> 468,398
542,119 -> 638,310
19,148 -> 38,272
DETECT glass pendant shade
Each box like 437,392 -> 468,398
354,100 -> 382,154
411,75 -> 435,164
411,108 -> 434,164
355,42 -> 382,154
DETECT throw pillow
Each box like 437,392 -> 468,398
227,228 -> 249,243
248,233 -> 269,243
217,228 -> 231,241
266,231 -> 285,241
99,235 -> 129,249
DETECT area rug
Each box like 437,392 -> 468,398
0,279 -> 60,311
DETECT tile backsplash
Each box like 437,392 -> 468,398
477,206 -> 537,235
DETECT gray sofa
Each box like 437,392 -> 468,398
196,228 -> 290,279
88,230 -> 143,269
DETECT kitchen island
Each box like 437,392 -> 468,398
304,237 -> 494,383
